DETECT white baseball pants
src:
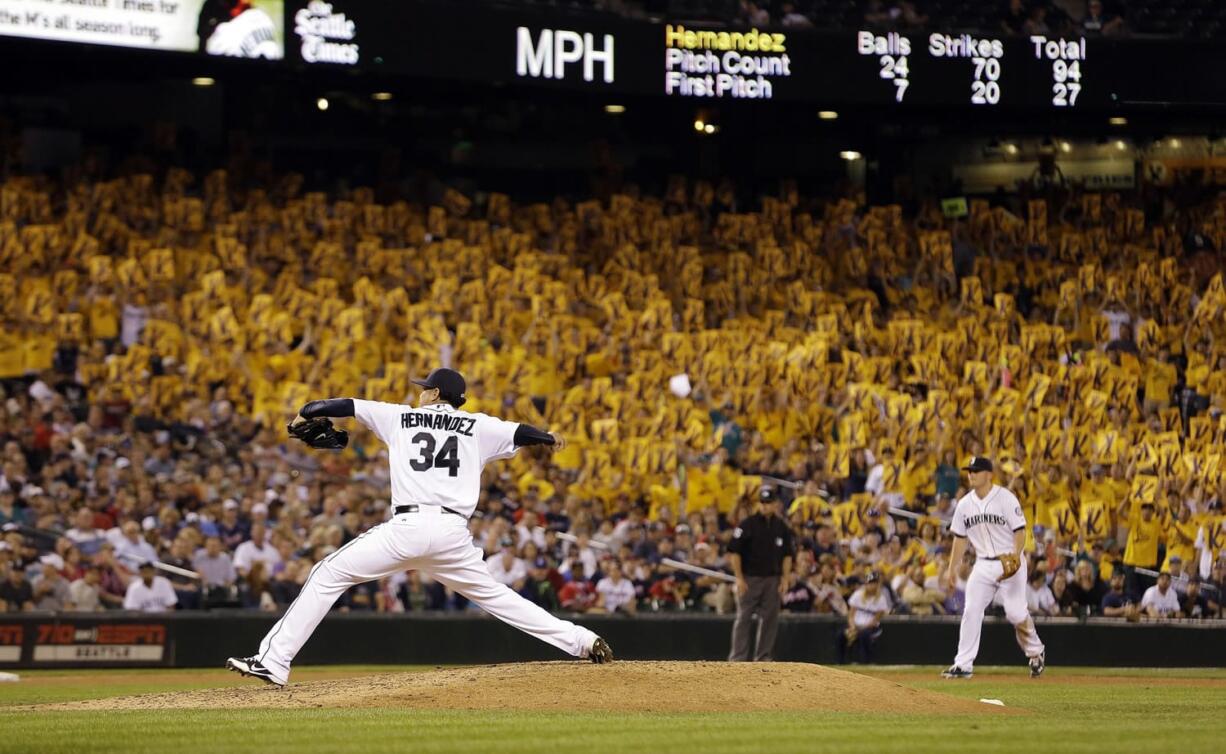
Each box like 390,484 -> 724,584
254,506 -> 599,682
953,557 -> 1045,671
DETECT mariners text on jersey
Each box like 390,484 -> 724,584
962,513 -> 1009,528
401,412 -> 476,436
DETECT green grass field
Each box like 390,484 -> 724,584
3,665 -> 1223,754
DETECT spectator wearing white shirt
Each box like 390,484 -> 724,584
120,300 -> 149,346
595,560 -> 636,614
123,562 -> 178,612
562,532 -> 599,579
590,519 -> 617,551
1141,572 -> 1182,618
113,520 -> 158,572
65,508 -> 106,556
864,447 -> 904,508
193,535 -> 237,589
68,565 -> 104,611
485,547 -> 528,592
514,510 -> 547,551
843,572 -> 891,662
847,574 -> 891,630
1100,300 -> 1132,343
233,522 -> 282,578
1027,570 -> 1058,616
1166,556 -> 1190,596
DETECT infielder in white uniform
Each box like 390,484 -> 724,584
941,456 -> 1045,679
227,368 -> 612,686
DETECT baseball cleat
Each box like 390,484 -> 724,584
226,656 -> 287,687
1029,652 -> 1046,678
941,666 -> 973,679
589,637 -> 614,664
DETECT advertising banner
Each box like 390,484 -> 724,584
0,618 -> 173,667
0,0 -> 284,59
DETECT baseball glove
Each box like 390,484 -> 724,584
287,418 -> 349,450
997,553 -> 1021,581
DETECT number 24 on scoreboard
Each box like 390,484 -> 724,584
879,54 -> 910,102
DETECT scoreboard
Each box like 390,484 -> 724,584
647,25 -> 1221,108
849,31 -> 1091,108
3,0 -> 1225,110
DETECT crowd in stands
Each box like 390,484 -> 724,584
0,150 -> 1224,628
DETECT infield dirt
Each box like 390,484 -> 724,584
32,661 -> 1018,714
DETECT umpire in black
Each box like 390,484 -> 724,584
728,486 -> 795,661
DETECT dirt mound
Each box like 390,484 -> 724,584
36,662 -> 1016,714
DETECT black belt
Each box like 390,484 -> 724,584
982,556 -> 1000,561
394,504 -> 467,520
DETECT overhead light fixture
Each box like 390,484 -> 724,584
316,97 -> 329,111
1108,116 -> 1128,126
839,151 -> 862,161
604,104 -> 625,114
191,77 -> 215,87
693,119 -> 705,132
818,110 -> 839,120
372,92 -> 393,101
704,124 -> 716,134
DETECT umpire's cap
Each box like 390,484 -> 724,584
412,368 -> 467,408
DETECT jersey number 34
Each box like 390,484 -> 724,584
409,433 -> 461,477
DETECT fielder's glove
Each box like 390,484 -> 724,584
287,417 -> 349,450
997,552 -> 1021,581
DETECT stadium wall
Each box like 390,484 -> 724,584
1,614 -> 1222,669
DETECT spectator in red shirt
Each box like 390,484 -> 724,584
558,561 -> 597,613
92,542 -> 128,609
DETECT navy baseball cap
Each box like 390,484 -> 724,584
412,368 -> 467,406
962,456 -> 994,472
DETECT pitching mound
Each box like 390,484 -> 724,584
37,662 -> 1017,714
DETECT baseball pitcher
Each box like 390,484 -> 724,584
941,456 -> 1045,679
227,368 -> 612,686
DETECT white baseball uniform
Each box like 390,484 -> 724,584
251,400 -> 599,683
950,484 -> 1044,671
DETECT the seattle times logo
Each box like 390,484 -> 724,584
295,1 -> 359,65
516,27 -> 615,83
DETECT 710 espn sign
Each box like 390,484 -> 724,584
515,27 -> 615,84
